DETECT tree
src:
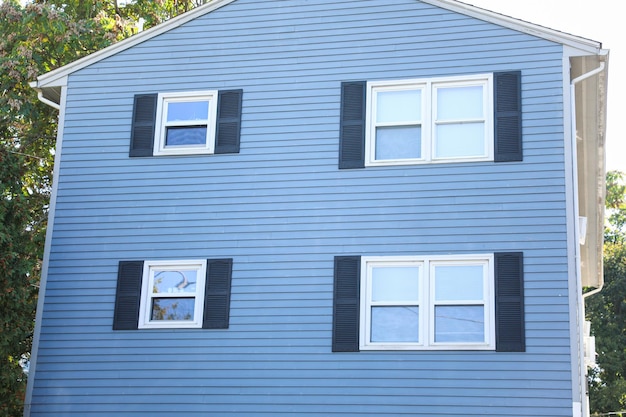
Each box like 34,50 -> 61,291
1,1 -> 208,415
587,170 -> 626,415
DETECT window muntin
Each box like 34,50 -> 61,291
138,260 -> 207,329
154,91 -> 218,156
361,255 -> 494,350
366,74 -> 493,166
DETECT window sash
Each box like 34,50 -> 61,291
154,91 -> 218,156
365,74 -> 493,166
361,255 -> 494,350
138,260 -> 207,329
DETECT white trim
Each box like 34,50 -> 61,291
138,260 -> 207,329
23,86 -> 68,417
31,0 -> 603,92
365,74 -> 493,167
359,254 -> 495,351
153,91 -> 218,156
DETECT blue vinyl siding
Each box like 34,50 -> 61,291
30,0 -> 574,415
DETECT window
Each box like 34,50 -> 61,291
366,75 -> 493,165
154,92 -> 217,156
338,71 -> 521,169
113,258 -> 233,330
138,260 -> 207,329
332,253 -> 524,352
129,89 -> 243,157
361,255 -> 494,350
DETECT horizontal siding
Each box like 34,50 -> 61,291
31,0 -> 575,416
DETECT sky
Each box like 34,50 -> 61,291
466,0 -> 622,173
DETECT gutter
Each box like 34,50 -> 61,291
30,82 -> 61,110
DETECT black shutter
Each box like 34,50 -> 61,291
203,258 -> 233,329
113,261 -> 144,330
339,82 -> 366,169
332,256 -> 361,352
494,71 -> 522,162
495,252 -> 525,352
215,90 -> 243,154
130,94 -> 158,157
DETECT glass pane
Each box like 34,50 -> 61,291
434,123 -> 484,158
151,298 -> 195,321
437,85 -> 483,120
376,89 -> 421,123
372,266 -> 420,302
371,306 -> 419,342
165,126 -> 207,146
435,305 -> 484,343
152,270 -> 198,294
167,101 -> 209,122
434,264 -> 484,301
376,126 -> 421,160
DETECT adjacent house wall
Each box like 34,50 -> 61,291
30,0 -> 573,415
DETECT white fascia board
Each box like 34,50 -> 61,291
421,0 -> 603,54
33,0 -> 237,89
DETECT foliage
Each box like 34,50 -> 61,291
587,170 -> 626,415
1,0 -> 208,415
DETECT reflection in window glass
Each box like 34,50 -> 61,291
371,306 -> 419,342
436,86 -> 483,120
167,101 -> 210,122
376,89 -> 421,123
151,298 -> 195,321
165,126 -> 208,146
152,270 -> 198,294
376,126 -> 421,160
435,305 -> 484,343
372,266 -> 420,302
434,264 -> 484,301
435,123 -> 484,158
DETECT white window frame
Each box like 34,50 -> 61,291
153,91 -> 218,156
365,74 -> 493,166
360,254 -> 495,350
138,260 -> 207,329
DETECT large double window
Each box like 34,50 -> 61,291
361,255 -> 494,350
366,75 -> 493,165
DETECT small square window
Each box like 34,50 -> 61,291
366,75 -> 493,166
138,260 -> 207,329
361,255 -> 494,350
154,91 -> 218,156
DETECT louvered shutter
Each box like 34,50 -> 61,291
113,261 -> 144,330
495,252 -> 525,352
494,71 -> 522,162
215,90 -> 243,154
332,256 -> 361,352
203,258 -> 233,329
339,82 -> 366,169
129,94 -> 157,157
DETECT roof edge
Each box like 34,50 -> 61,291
34,0 -> 604,88
34,0 -> 237,88
422,0 -> 603,54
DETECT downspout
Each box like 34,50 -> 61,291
570,60 -> 606,300
30,84 -> 61,111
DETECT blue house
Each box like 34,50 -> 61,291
27,0 -> 609,416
